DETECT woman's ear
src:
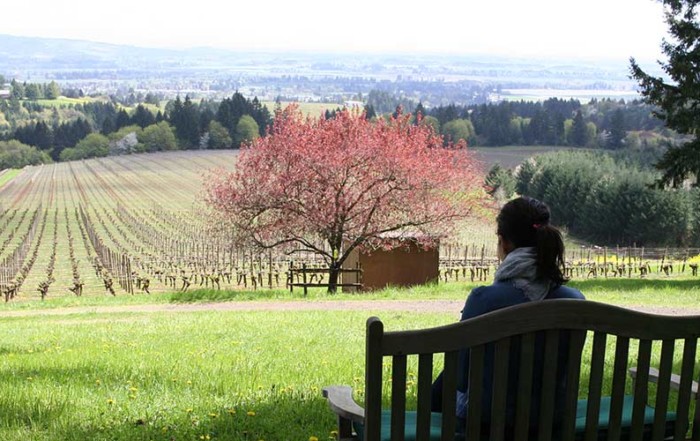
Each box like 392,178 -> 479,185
497,235 -> 514,260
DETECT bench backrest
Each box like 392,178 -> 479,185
364,300 -> 700,441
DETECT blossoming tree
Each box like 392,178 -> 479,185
205,106 -> 488,292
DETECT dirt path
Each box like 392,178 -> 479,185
1,299 -> 700,318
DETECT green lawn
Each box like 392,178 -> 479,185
261,101 -> 341,118
0,309 -> 450,441
0,169 -> 21,187
32,96 -> 95,107
0,277 -> 699,440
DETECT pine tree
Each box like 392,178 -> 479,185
630,0 -> 700,186
607,109 -> 626,149
570,110 -> 588,147
413,102 -> 426,123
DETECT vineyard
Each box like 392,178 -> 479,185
0,150 -> 698,302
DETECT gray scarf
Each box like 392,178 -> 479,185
494,247 -> 552,301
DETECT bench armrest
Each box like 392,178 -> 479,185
322,386 -> 364,441
629,367 -> 700,398
323,385 -> 365,423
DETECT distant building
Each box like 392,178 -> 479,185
343,100 -> 364,108
0,89 -> 10,99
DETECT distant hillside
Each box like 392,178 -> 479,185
0,34 -> 251,71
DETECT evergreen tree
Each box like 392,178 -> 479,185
10,79 -> 24,100
131,104 -> 156,128
115,109 -> 131,130
45,81 -> 61,100
484,163 -> 516,201
169,95 -> 200,148
607,109 -> 626,149
570,110 -> 588,147
630,0 -> 700,186
364,104 -> 377,120
24,83 -> 42,100
413,102 -> 426,123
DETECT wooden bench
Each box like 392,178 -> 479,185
288,263 -> 363,294
323,300 -> 700,440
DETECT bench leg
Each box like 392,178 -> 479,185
337,415 -> 356,440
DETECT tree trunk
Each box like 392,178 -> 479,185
327,262 -> 340,294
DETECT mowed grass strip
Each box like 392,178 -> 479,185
0,275 -> 698,313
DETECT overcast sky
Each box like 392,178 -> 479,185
2,0 -> 669,62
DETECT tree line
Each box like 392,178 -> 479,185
0,91 -> 272,168
421,98 -> 669,149
490,150 -> 700,247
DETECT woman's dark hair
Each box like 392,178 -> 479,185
496,196 -> 567,286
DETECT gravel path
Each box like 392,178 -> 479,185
1,299 -> 700,318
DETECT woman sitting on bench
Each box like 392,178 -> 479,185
431,196 -> 586,433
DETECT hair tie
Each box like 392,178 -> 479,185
532,223 -> 542,229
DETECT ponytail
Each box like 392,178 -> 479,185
534,224 -> 567,286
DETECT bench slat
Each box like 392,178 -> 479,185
466,345 -> 485,441
365,318 -> 384,441
607,336 -> 630,441
515,333 -> 535,437
416,354 -> 433,441
630,339 -> 652,441
441,351 -> 458,441
537,330 -> 559,441
584,332 -> 607,441
675,338 -> 697,441
391,354 -> 407,441
694,364 -> 700,441
651,340 -> 674,441
560,330 -> 586,441
490,338 -> 510,441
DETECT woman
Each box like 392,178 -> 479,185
432,196 -> 585,432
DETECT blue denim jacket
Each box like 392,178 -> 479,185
455,282 -> 585,421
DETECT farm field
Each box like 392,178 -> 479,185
261,101 -> 341,118
0,150 -> 246,301
469,145 -> 575,169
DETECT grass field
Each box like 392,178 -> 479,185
33,96 -> 95,107
0,169 -> 20,188
1,276 -> 699,440
470,145 -> 576,169
261,101 -> 343,118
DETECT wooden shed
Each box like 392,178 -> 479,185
342,236 -> 439,292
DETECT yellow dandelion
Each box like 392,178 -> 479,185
227,408 -> 236,415
209,412 -> 219,419
247,411 -> 256,416
186,408 -> 194,413
107,398 -> 115,405
95,379 -> 101,386
309,436 -> 319,441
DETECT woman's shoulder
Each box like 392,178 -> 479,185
464,282 -> 528,311
548,284 -> 586,300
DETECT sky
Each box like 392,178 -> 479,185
1,0 -> 670,62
